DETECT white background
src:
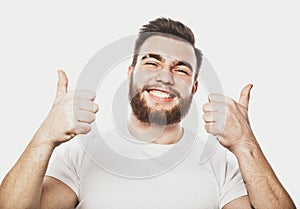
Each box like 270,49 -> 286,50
0,0 -> 299,205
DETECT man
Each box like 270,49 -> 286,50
0,18 -> 296,208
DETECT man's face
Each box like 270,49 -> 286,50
128,35 -> 198,126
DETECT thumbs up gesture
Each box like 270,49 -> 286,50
38,70 -> 99,147
202,84 -> 256,153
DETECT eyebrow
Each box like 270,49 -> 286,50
141,53 -> 164,62
141,53 -> 193,72
175,61 -> 193,72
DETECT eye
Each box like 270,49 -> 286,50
174,68 -> 189,75
145,62 -> 158,66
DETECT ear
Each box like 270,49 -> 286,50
128,65 -> 134,77
192,80 -> 198,94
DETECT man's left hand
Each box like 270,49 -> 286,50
202,84 -> 256,153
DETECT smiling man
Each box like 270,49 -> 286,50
0,18 -> 296,209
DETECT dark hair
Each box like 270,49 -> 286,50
131,17 -> 202,81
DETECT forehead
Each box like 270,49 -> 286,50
138,35 -> 197,69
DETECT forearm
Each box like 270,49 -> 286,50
233,138 -> 296,209
0,130 -> 56,209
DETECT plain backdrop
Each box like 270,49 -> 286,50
0,0 -> 299,205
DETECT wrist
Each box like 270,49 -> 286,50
230,135 -> 261,158
33,127 -> 61,150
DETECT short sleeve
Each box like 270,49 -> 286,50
46,140 -> 81,196
219,152 -> 248,208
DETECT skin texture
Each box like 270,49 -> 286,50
127,36 -> 198,144
203,85 -> 296,209
0,70 -> 97,209
0,36 -> 296,209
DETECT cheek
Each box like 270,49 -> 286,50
132,69 -> 154,84
175,77 -> 194,95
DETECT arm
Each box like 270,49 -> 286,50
222,196 -> 252,209
234,136 -> 294,209
202,84 -> 296,209
40,176 -> 78,209
0,70 -> 98,209
0,132 -> 77,209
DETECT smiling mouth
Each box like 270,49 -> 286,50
146,89 -> 176,100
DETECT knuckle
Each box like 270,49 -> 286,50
94,103 -> 99,113
90,113 -> 96,122
91,91 -> 96,98
202,103 -> 208,111
86,90 -> 96,100
204,124 -> 210,132
82,124 -> 92,133
74,123 -> 91,134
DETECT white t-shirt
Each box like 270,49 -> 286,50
46,128 -> 247,209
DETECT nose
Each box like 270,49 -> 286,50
155,70 -> 174,85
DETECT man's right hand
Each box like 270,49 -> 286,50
37,70 -> 99,147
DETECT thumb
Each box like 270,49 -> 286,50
56,70 -> 68,96
238,84 -> 253,109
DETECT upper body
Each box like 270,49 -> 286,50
45,128 -> 247,209
0,17 -> 295,209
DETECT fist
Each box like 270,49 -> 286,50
38,70 -> 99,147
202,84 -> 255,153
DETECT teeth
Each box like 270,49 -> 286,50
149,90 -> 172,99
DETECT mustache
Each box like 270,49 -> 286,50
142,84 -> 181,98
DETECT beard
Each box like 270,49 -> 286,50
128,78 -> 193,126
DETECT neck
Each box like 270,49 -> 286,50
127,113 -> 184,145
